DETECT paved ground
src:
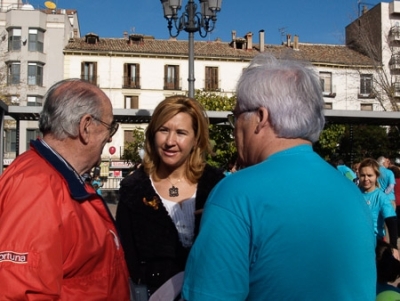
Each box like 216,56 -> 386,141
107,202 -> 117,218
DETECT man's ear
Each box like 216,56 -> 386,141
79,114 -> 92,144
255,107 -> 269,133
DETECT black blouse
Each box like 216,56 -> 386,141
116,165 -> 225,293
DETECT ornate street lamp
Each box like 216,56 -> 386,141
160,0 -> 222,98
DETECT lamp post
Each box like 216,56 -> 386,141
160,0 -> 222,98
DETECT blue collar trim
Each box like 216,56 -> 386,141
31,139 -> 92,201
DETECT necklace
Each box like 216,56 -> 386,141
167,176 -> 181,197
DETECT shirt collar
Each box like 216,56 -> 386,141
31,138 -> 92,201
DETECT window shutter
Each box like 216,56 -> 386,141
93,62 -> 97,85
136,64 -> 140,88
123,63 -> 128,87
124,130 -> 134,144
132,95 -> 139,108
213,67 -> 218,90
164,65 -> 168,89
175,66 -> 180,89
81,62 -> 85,80
205,67 -> 211,91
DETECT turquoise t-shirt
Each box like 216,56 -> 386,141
378,166 -> 396,201
183,145 -> 376,301
361,187 -> 396,239
337,164 -> 357,181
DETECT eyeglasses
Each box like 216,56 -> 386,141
91,115 -> 119,137
227,108 -> 258,128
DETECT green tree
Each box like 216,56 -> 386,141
337,125 -> 390,163
121,127 -> 145,165
195,90 -> 236,169
314,124 -> 346,161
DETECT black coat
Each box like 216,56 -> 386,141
116,165 -> 224,293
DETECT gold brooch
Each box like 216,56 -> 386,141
142,196 -> 160,210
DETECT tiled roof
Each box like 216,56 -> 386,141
64,37 -> 374,67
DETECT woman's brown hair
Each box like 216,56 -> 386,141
143,96 -> 211,183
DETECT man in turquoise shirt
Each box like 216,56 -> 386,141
182,53 -> 376,301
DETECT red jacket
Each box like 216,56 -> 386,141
395,178 -> 400,206
0,139 -> 130,300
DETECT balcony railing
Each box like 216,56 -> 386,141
7,75 -> 20,85
389,55 -> 400,70
390,26 -> 400,42
80,74 -> 98,86
122,76 -> 141,89
102,177 -> 123,190
163,77 -> 182,90
394,82 -> 400,97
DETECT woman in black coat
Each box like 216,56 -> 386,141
116,96 -> 225,296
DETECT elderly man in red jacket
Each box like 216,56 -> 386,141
0,79 -> 131,300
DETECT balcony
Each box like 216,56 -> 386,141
7,75 -> 20,85
390,1 -> 400,15
389,26 -> 400,42
389,55 -> 400,71
323,92 -> 337,98
80,74 -> 98,86
122,76 -> 141,89
163,77 -> 182,91
358,92 -> 376,99
393,82 -> 400,98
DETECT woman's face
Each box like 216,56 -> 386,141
154,112 -> 197,170
359,166 -> 377,192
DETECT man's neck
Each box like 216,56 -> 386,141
260,137 -> 311,162
43,135 -> 87,175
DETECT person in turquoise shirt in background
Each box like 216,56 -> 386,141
358,158 -> 398,249
335,158 -> 357,182
91,174 -> 103,196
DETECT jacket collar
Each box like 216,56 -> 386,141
31,139 -> 92,201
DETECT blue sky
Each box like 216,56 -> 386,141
28,0 -> 384,45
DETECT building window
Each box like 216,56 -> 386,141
26,129 -> 42,150
27,95 -> 43,107
10,95 -> 19,104
8,28 -> 21,51
394,82 -> 400,97
124,130 -> 135,144
28,63 -> 43,86
164,65 -> 180,90
359,74 -> 373,98
28,28 -> 44,52
205,67 -> 219,91
123,63 -> 140,88
81,62 -> 97,85
324,102 -> 333,110
125,95 -> 139,109
319,72 -> 333,95
361,103 -> 373,111
7,62 -> 20,85
5,129 -> 16,153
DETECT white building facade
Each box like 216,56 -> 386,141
63,30 -> 376,173
0,0 -> 79,162
3,0 -> 400,187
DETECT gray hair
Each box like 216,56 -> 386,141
39,79 -> 104,140
376,156 -> 386,166
236,53 -> 325,142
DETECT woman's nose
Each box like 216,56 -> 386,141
166,132 -> 176,144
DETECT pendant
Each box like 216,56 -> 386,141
169,185 -> 179,197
